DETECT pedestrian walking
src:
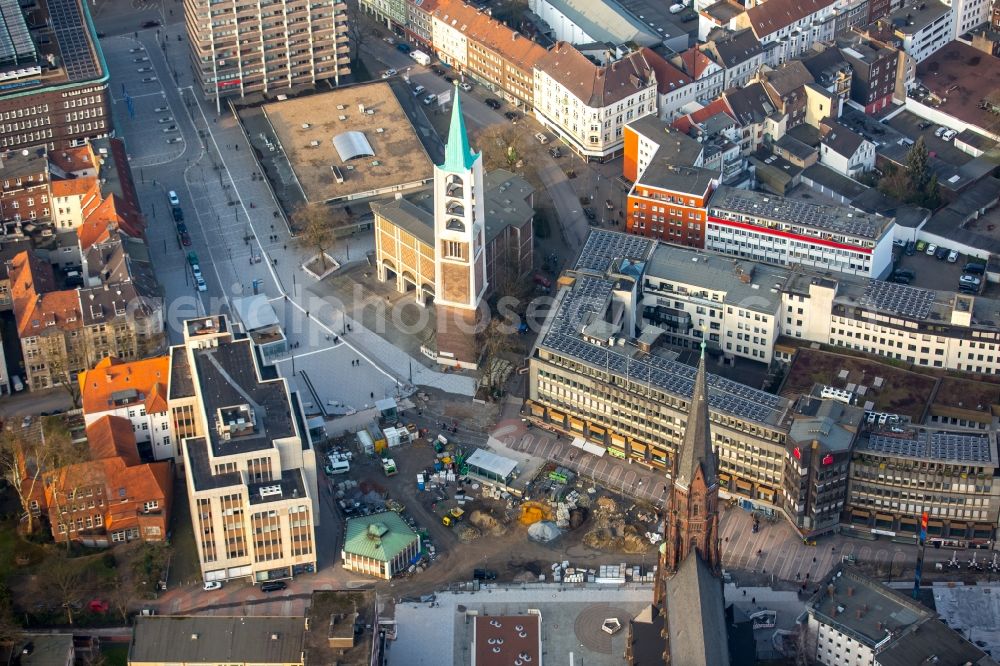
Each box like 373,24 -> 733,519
751,597 -> 755,605
742,589 -> 746,597
370,392 -> 374,399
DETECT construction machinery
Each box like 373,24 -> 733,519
441,507 -> 465,527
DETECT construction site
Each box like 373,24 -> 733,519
320,412 -> 663,584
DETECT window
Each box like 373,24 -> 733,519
143,500 -> 159,512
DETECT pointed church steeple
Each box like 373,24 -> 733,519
675,342 -> 718,490
441,88 -> 479,173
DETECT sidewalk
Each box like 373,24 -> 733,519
158,34 -> 476,398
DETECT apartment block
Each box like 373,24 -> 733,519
806,566 -> 987,666
0,0 -> 111,152
169,316 -> 319,583
846,428 -> 999,542
79,356 -> 173,461
879,0 -> 955,62
706,185 -> 895,277
533,44 -> 659,161
738,0 -> 839,65
184,0 -> 350,102
43,415 -> 172,547
429,0 -> 547,109
404,0 -> 439,47
839,37 -> 898,114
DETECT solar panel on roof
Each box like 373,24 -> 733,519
859,281 -> 935,319
48,0 -> 99,82
0,0 -> 37,65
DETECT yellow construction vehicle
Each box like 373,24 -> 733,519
441,508 -> 465,527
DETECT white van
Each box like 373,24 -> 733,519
325,458 -> 350,475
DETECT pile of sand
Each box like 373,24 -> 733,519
469,510 -> 507,536
519,501 -> 553,526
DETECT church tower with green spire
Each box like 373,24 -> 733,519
433,88 -> 487,312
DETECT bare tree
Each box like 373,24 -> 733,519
108,573 -> 135,624
40,417 -> 93,549
294,203 -> 353,271
474,125 -> 545,191
49,360 -> 82,409
477,319 -> 513,400
44,557 -> 86,626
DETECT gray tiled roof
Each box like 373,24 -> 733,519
664,554 -> 730,666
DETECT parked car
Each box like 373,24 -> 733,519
175,223 -> 188,235
195,276 -> 207,292
202,581 -> 222,591
395,43 -> 411,53
431,66 -> 446,76
960,274 -> 982,287
934,126 -> 947,138
157,116 -> 173,124
942,128 -> 958,141
669,2 -> 685,12
548,146 -> 562,158
583,207 -> 596,220
504,111 -> 519,123
925,243 -> 937,256
918,120 -> 933,130
534,132 -> 548,144
484,98 -> 501,109
162,125 -> 178,133
459,82 -> 473,92
260,581 -> 287,592
380,68 -> 397,79
892,269 -> 915,280
180,231 -> 192,247
422,94 -> 437,106
947,249 -> 959,263
168,190 -> 180,206
444,76 -> 455,84
915,240 -> 927,252
141,20 -> 160,28
171,206 -> 184,222
905,240 -> 915,255
412,84 -> 426,96
154,106 -> 168,112
934,246 -> 949,260
964,262 -> 986,274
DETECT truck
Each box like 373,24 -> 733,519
381,458 -> 398,476
410,50 -> 431,66
441,508 -> 464,527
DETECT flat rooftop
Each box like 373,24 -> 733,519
644,243 -> 790,314
1,0 -> 105,96
857,429 -> 997,465
916,42 -> 1000,137
473,615 -> 540,666
886,0 -> 952,34
260,82 -> 434,205
537,230 -> 794,427
190,337 -> 297,455
808,567 -> 931,648
709,185 -> 889,240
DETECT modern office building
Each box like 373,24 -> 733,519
706,186 -> 895,278
526,230 -> 797,515
183,0 -> 351,104
846,428 -> 1000,543
0,0 -> 111,152
878,1 -> 955,63
168,316 -> 319,583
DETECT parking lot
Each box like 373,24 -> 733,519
885,109 -> 973,166
892,243 -> 979,292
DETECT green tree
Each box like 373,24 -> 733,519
905,136 -> 931,191
922,173 -> 941,209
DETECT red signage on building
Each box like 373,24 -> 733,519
218,78 -> 241,89
821,453 -> 834,466
793,447 -> 801,460
707,215 -> 875,255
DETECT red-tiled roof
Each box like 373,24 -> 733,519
86,415 -> 141,465
639,47 -> 692,94
79,356 -> 171,416
9,251 -> 83,337
745,0 -> 837,38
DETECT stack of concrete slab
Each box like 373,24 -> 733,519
595,563 -> 627,585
